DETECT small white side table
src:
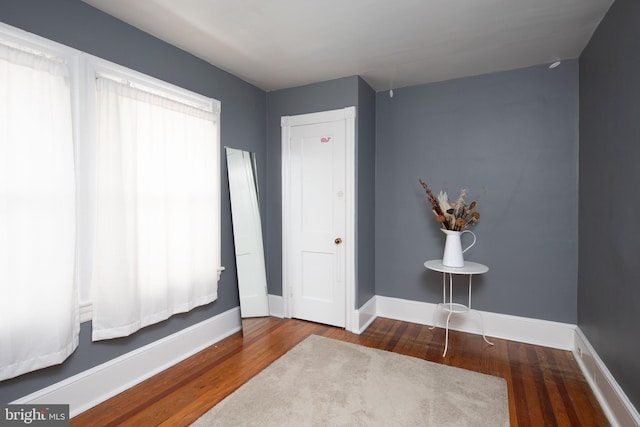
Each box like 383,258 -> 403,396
424,259 -> 494,356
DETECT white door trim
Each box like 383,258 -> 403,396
281,106 -> 356,332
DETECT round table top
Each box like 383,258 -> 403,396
424,259 -> 489,274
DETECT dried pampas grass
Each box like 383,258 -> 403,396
419,179 -> 479,231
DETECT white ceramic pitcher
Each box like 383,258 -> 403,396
441,229 -> 476,267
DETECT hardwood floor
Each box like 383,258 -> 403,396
70,317 -> 610,426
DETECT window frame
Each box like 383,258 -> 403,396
0,23 -> 223,323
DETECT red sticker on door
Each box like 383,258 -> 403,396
320,136 -> 332,143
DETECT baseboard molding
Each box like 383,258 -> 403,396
353,296 -> 377,334
13,307 -> 242,418
268,294 -> 284,318
574,328 -> 640,427
270,292 -> 575,349
375,295 -> 576,350
269,293 -> 374,334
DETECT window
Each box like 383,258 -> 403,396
0,28 -> 78,381
89,65 -> 222,340
0,23 -> 222,379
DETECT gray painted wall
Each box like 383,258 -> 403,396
265,76 -> 376,308
579,0 -> 640,409
375,62 -> 579,323
0,0 -> 265,402
356,78 -> 376,307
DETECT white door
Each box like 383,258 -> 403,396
282,107 -> 355,329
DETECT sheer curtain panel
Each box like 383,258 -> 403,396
0,44 -> 79,381
91,77 -> 220,341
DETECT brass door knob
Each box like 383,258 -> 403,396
334,237 -> 343,244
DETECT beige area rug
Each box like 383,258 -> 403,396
192,335 -> 509,426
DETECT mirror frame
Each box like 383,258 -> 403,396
225,147 -> 269,320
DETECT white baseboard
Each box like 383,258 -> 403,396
353,296 -> 376,334
574,328 -> 640,427
269,293 -> 373,334
268,294 -> 284,318
268,293 -> 573,349
13,307 -> 242,418
375,295 -> 576,350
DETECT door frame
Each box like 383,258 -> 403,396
281,106 -> 356,331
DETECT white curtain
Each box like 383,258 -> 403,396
0,44 -> 78,380
91,77 -> 220,341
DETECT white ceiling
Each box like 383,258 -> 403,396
82,0 -> 614,92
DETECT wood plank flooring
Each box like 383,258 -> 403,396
70,317 -> 610,426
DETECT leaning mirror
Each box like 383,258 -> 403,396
225,147 -> 269,325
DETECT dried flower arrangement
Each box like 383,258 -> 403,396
419,179 -> 480,231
